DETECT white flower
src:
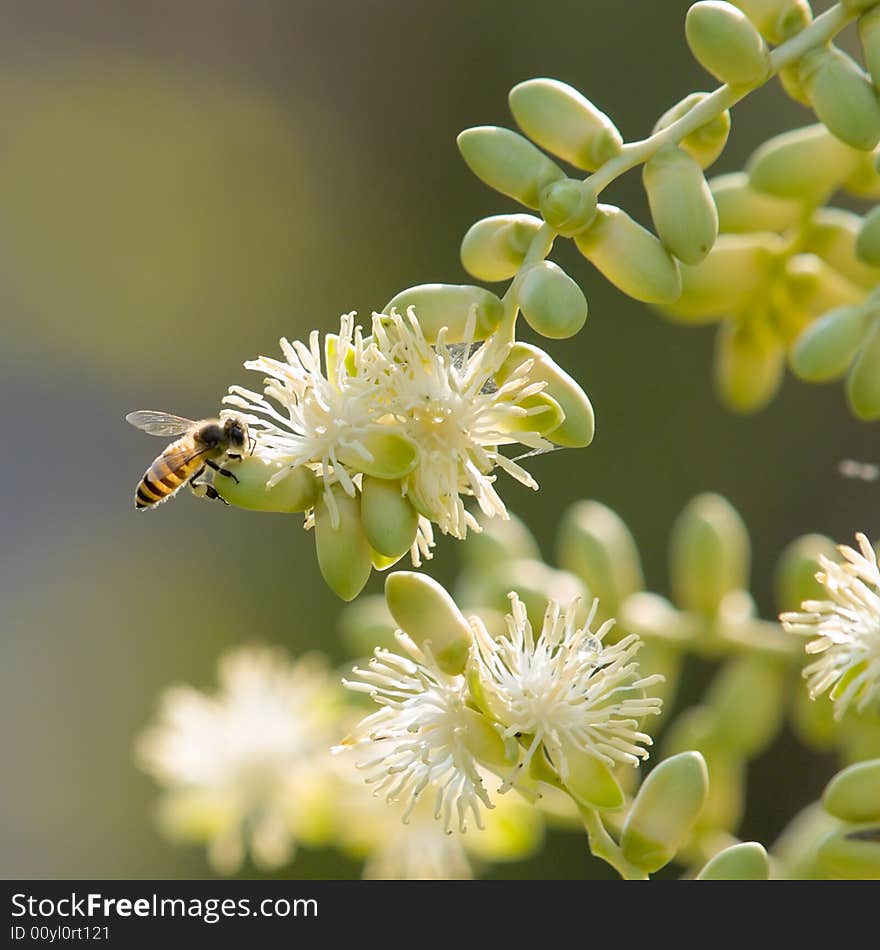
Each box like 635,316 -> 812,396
224,313 -> 383,523
781,533 -> 880,719
471,594 -> 663,790
365,309 -> 551,538
136,646 -> 340,873
339,632 -> 497,833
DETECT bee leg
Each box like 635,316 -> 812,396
189,468 -> 230,505
206,458 -> 240,483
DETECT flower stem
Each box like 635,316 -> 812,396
578,803 -> 649,880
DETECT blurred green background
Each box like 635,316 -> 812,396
1,0 -> 874,878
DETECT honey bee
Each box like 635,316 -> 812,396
126,411 -> 251,510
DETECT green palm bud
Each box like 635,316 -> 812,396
824,759 -> 880,823
653,93 -> 731,169
806,208 -> 880,288
747,123 -> 863,202
817,824 -> 880,879
709,172 -> 803,233
335,428 -> 418,481
730,0 -> 811,44
481,558 -> 588,630
842,150 -> 880,198
575,204 -> 682,304
699,753 -> 746,833
773,803 -> 838,879
339,594 -> 397,655
457,126 -> 565,208
860,7 -> 880,91
538,178 -> 598,236
643,146 -> 718,264
856,205 -> 880,265
460,510 -> 540,571
496,342 -> 595,447
556,500 -> 644,616
662,705 -> 723,757
705,655 -> 785,756
517,261 -> 588,339
784,253 -> 864,315
779,63 -> 811,105
790,304 -> 873,381
697,841 -> 770,879
314,486 -> 373,601
385,572 -> 473,676
558,743 -> 624,810
508,391 -> 565,436
508,78 -> 623,172
775,534 -> 839,612
714,318 -> 785,413
847,316 -> 880,419
460,213 -> 543,282
661,233 -> 783,322
215,457 -> 319,512
686,2 -> 771,87
620,751 -> 709,873
383,283 -> 504,343
799,45 -> 880,151
359,477 -> 419,559
671,493 -> 750,616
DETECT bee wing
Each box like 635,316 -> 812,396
125,410 -> 197,437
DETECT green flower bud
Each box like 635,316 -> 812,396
730,0 -> 811,44
705,655 -> 785,756
856,205 -> 880,265
843,150 -> 880,198
538,178 -> 598,236
698,753 -> 745,833
714,318 -> 785,413
339,594 -> 397,655
517,261 -> 588,339
496,342 -> 595,447
686,1 -> 771,87
806,207 -> 880,289
460,510 -> 541,571
460,213 -> 543,282
462,706 -> 512,773
621,751 -> 709,873
790,305 -> 873,381
671,494 -> 750,615
747,123 -> 863,202
385,572 -> 472,675
335,428 -> 418,481
508,78 -> 623,171
653,93 -> 731,169
847,316 -> 880,419
479,558 -> 588,631
697,841 -> 770,879
773,802 -> 838,879
457,126 -> 565,208
557,741 -> 625,810
817,824 -> 880,879
784,253 -> 864,315
710,172 -> 803,233
661,233 -> 783,322
643,146 -> 718,264
359,477 -> 419,559
575,204 -> 682,304
775,534 -> 839,612
662,705 -> 723,757
314,486 -> 373,602
779,63 -> 811,106
799,46 -> 880,151
859,7 -> 880,91
215,457 -> 319,512
556,500 -> 644,616
383,284 -> 504,343
509,391 -> 565,436
824,759 -> 880,823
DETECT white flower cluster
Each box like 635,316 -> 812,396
222,307 -> 591,598
782,533 -> 880,720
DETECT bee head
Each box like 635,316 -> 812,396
223,416 -> 248,451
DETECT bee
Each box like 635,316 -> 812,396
126,410 -> 251,510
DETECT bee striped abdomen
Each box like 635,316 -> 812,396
134,441 -> 207,509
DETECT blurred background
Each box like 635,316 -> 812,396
1,0 -> 875,878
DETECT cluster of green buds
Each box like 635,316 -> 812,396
457,0 -> 880,415
343,491 -> 879,871
773,758 -> 880,878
